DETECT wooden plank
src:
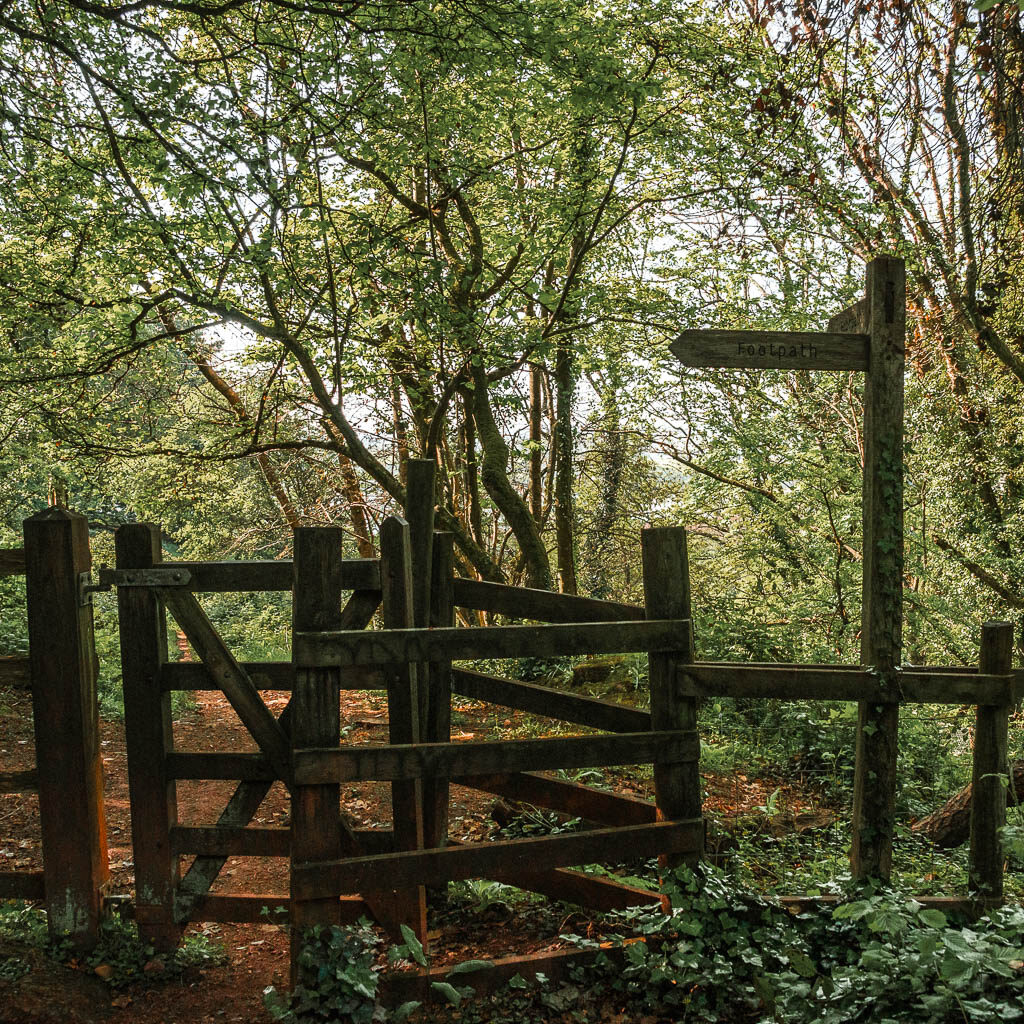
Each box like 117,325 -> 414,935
0,548 -> 25,577
161,661 -> 294,691
455,771 -> 656,827
677,664 -> 1015,704
290,526 -> 346,967
405,459 -> 436,637
669,330 -> 868,371
642,527 -> 701,874
452,578 -> 645,623
294,730 -> 698,784
851,256 -> 905,882
0,870 -> 45,900
0,656 -> 30,688
172,826 -> 395,858
828,297 -> 867,333
291,819 -> 703,898
452,667 -> 652,732
378,516 -> 427,942
969,621 -> 1014,904
423,533 -> 454,851
180,894 -> 369,925
25,509 -> 110,950
115,522 -> 181,951
160,588 -> 292,785
0,769 -> 38,794
165,558 -> 380,592
166,752 -> 277,781
379,945 -> 621,1005
294,618 -> 692,667
511,867 -> 659,912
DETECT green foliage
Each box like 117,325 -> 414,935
0,902 -> 224,989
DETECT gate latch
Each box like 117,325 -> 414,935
96,567 -> 193,588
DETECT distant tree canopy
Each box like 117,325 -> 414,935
1,0 -> 1022,663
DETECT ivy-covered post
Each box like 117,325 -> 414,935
850,255 -> 905,881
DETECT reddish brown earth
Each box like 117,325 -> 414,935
0,684 -> 811,1024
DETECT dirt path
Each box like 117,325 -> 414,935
0,682 -> 801,1023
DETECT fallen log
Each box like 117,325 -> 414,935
912,761 -> 1024,848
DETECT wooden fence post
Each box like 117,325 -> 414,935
851,255 -> 905,881
115,522 -> 181,951
290,526 -> 343,981
24,508 -> 109,948
379,515 -> 428,940
641,526 -> 701,879
423,533 -> 454,851
406,459 -> 436,733
969,620 -> 1014,904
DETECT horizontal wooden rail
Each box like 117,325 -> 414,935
162,661 -> 294,691
156,894 -> 368,926
0,769 -> 38,794
294,618 -> 691,667
161,660 -> 386,692
162,558 -> 380,593
170,826 -> 395,858
0,656 -> 30,688
294,730 -> 697,784
292,818 -> 703,898
670,329 -> 868,371
454,771 -> 657,827
678,663 -> 1017,704
0,548 -> 25,577
0,870 -> 45,899
451,668 -> 651,732
166,752 -> 278,782
452,578 -> 644,623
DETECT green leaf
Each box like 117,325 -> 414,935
447,958 -> 493,976
393,1000 -> 421,1022
430,981 -> 463,1006
399,924 -> 427,967
918,908 -> 948,929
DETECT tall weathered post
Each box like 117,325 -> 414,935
850,256 -> 905,880
24,508 -> 110,948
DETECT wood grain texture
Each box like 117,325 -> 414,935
0,769 -> 38,794
676,664 -> 1015,704
851,256 -> 905,882
0,656 -> 30,688
670,330 -> 868,370
166,558 -> 380,592
451,667 -> 652,731
115,522 -> 181,951
0,870 -> 45,900
24,512 -> 109,950
293,730 -> 698,784
294,618 -> 692,667
290,527 -> 346,961
452,578 -> 645,622
291,819 -> 702,897
642,527 -> 701,872
827,297 -> 868,333
969,621 -> 1014,903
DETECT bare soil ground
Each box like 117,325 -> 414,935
0,684 -> 808,1024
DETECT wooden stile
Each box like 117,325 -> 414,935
851,256 -> 905,882
294,730 -> 697,784
292,819 -> 703,899
969,621 -> 1014,904
115,523 -> 181,951
294,618 -> 692,667
670,329 -> 868,371
24,509 -> 110,948
290,526 -> 345,975
642,527 -> 701,873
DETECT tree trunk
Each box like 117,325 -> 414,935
554,337 -> 578,595
913,760 -> 1024,848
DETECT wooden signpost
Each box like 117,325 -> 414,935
669,256 -> 906,882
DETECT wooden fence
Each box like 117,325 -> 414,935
0,509 -> 109,948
